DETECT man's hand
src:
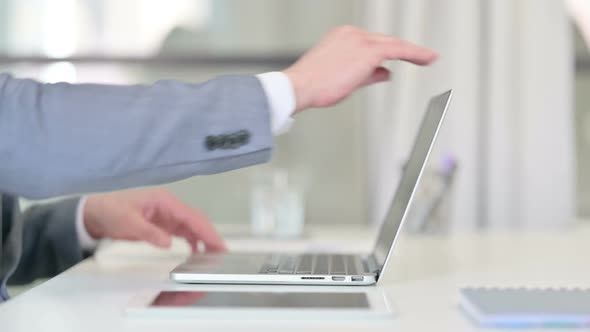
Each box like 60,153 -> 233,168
83,189 -> 226,253
284,25 -> 438,113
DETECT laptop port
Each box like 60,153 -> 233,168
301,277 -> 325,280
331,276 -> 345,281
351,276 -> 364,282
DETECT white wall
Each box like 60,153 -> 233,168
363,0 -> 575,230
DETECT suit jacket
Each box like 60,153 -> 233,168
0,73 -> 273,301
0,73 -> 273,199
2,197 -> 84,287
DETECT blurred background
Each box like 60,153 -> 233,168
0,0 -> 588,235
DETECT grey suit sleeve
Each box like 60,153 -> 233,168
7,198 -> 84,285
0,74 -> 273,199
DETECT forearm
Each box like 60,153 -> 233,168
8,198 -> 84,285
0,74 -> 273,199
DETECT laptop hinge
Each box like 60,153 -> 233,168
364,254 -> 381,278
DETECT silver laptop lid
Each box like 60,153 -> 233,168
372,90 -> 453,272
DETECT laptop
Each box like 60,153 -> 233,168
170,90 -> 453,286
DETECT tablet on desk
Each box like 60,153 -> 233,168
151,291 -> 369,308
126,287 -> 394,320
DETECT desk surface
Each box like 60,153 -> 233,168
1,224 -> 590,332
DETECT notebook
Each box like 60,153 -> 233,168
459,287 -> 590,328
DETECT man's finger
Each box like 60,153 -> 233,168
148,204 -> 204,252
376,39 -> 438,65
147,206 -> 181,234
129,212 -> 172,248
362,66 -> 391,86
158,196 -> 227,252
174,224 -> 199,253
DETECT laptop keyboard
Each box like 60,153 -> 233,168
258,254 -> 361,275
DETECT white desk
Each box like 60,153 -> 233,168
1,224 -> 590,332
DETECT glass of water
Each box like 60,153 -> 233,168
250,167 -> 307,238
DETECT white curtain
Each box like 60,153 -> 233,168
566,0 -> 590,48
363,0 -> 575,229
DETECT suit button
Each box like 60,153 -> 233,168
237,130 -> 250,145
205,136 -> 217,151
227,135 -> 240,149
219,135 -> 233,149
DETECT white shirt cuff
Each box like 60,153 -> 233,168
256,72 -> 296,135
75,196 -> 99,251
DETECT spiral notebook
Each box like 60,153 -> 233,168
459,287 -> 590,328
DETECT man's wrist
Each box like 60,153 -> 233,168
256,72 -> 296,135
75,196 -> 99,251
283,68 -> 311,113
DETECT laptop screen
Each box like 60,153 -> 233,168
372,90 -> 452,271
